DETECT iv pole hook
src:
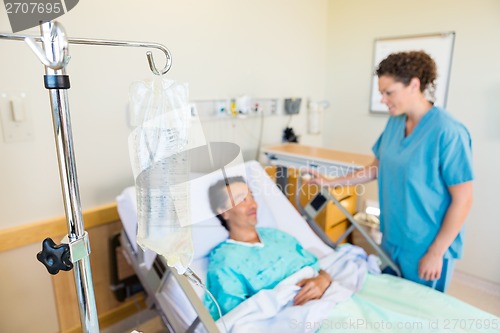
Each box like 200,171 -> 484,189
24,21 -> 70,70
147,47 -> 172,75
1,22 -> 173,75
56,36 -> 173,75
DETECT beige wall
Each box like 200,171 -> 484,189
325,0 -> 500,284
0,0 -> 327,229
0,1 -> 327,331
0,244 -> 59,332
2,0 -> 499,330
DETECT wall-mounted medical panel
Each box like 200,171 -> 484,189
191,97 -> 281,120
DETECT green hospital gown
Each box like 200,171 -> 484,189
203,227 -> 320,320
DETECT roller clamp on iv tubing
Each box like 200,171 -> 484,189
0,20 -> 173,333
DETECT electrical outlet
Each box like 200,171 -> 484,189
257,98 -> 279,116
269,99 -> 278,115
0,93 -> 34,143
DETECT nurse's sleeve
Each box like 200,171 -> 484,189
372,117 -> 395,160
372,132 -> 384,160
440,125 -> 474,186
204,266 -> 249,320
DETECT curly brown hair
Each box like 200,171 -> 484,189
376,51 -> 437,93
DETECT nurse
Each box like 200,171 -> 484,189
309,51 -> 473,292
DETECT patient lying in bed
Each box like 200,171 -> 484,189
117,161 -> 498,332
200,174 -> 499,333
202,176 -> 364,321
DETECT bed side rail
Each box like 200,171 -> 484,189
119,232 -> 220,333
169,268 -> 220,333
294,175 -> 401,277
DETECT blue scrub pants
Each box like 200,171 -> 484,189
382,241 -> 456,292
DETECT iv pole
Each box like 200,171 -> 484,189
0,21 -> 172,332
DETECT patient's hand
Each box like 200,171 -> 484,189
293,270 -> 332,306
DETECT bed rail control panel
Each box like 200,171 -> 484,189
304,191 -> 329,218
301,184 -> 401,277
37,237 -> 73,274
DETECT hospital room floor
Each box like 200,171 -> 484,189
102,274 -> 500,333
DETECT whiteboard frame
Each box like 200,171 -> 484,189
369,32 -> 455,114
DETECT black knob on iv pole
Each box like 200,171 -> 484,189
37,238 -> 73,274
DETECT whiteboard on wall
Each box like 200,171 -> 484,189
370,32 -> 455,113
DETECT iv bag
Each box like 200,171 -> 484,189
128,77 -> 194,274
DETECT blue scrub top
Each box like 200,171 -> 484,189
372,106 -> 473,259
203,227 -> 319,320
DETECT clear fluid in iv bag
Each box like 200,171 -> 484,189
135,138 -> 193,270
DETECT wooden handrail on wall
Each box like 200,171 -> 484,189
0,203 -> 119,252
0,202 -> 148,331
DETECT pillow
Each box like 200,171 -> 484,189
116,186 -> 139,252
188,161 -> 287,257
117,184 -> 230,261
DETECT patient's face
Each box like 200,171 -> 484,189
220,182 -> 258,229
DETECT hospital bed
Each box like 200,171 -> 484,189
116,160 -> 499,333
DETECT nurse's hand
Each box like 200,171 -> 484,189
302,170 -> 335,187
293,270 -> 332,306
419,251 -> 443,281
